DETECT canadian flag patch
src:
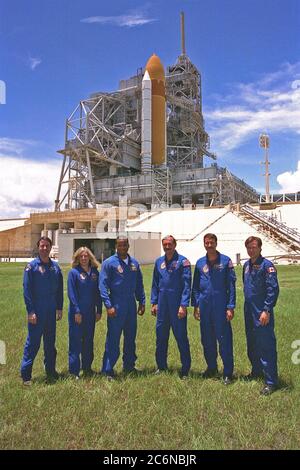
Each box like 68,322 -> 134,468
268,266 -> 276,273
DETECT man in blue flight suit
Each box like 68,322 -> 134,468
192,233 -> 236,384
151,235 -> 191,378
21,236 -> 63,385
99,237 -> 145,379
243,236 -> 279,395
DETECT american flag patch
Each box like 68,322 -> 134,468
183,259 -> 191,267
268,266 -> 276,273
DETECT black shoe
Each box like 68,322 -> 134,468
22,379 -> 32,386
244,372 -> 263,381
101,371 -> 116,381
260,384 -> 277,396
123,367 -> 141,375
46,371 -> 59,381
107,375 -> 115,382
154,368 -> 167,375
202,368 -> 218,378
223,376 -> 233,385
179,371 -> 189,380
70,374 -> 80,381
82,369 -> 95,377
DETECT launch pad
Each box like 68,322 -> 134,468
2,15 -> 300,265
55,13 -> 259,212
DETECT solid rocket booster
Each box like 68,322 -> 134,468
141,70 -> 152,172
141,54 -> 166,169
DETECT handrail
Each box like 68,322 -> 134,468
240,204 -> 300,248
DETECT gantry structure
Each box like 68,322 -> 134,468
55,13 -> 258,211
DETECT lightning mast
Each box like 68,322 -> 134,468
259,134 -> 270,203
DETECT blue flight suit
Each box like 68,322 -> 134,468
21,257 -> 63,381
243,256 -> 279,386
151,251 -> 192,375
192,252 -> 236,377
99,253 -> 145,375
67,265 -> 102,376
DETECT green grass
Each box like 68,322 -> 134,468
0,263 -> 299,449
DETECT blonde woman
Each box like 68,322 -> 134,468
68,247 -> 102,378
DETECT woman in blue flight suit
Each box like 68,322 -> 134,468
68,247 -> 102,378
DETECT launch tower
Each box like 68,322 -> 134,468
55,13 -> 258,211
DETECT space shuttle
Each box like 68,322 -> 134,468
141,54 -> 166,172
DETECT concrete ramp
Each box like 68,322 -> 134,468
126,205 -> 300,265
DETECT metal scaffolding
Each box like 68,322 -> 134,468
152,167 -> 172,208
166,53 -> 216,169
55,91 -> 142,210
55,13 -> 258,211
212,167 -> 259,206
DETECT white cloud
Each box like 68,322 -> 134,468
81,9 -> 157,28
0,156 -> 61,218
0,137 -> 38,156
28,56 -> 41,71
277,161 -> 300,193
206,61 -> 300,153
0,139 -> 61,218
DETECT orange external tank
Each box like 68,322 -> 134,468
145,54 -> 166,166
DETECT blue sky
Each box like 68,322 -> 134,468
0,0 -> 300,217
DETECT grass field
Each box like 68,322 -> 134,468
0,262 -> 299,450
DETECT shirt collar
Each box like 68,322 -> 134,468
206,251 -> 220,266
37,255 -> 52,267
165,250 -> 178,264
77,264 -> 91,275
250,255 -> 263,267
116,253 -> 131,265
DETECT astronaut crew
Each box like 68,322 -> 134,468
21,234 -> 279,395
